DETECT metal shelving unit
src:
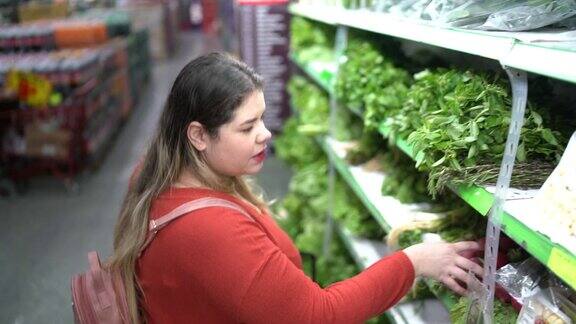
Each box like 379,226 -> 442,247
289,3 -> 576,84
288,5 -> 576,321
290,49 -> 576,293
378,124 -> 576,290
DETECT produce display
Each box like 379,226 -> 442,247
288,75 -> 362,141
337,34 -> 567,197
290,16 -> 334,64
299,0 -> 576,32
344,128 -> 387,166
387,69 -> 565,196
274,124 -> 359,286
287,12 -> 576,323
379,148 -> 431,204
336,37 -> 410,131
450,296 -> 518,324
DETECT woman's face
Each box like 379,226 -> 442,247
204,90 -> 272,176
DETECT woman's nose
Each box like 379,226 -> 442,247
257,123 -> 272,144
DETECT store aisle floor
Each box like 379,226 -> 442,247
0,31 -> 291,324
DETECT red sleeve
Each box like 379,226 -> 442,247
166,208 -> 415,323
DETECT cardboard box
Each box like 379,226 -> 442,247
25,123 -> 71,144
24,123 -> 71,160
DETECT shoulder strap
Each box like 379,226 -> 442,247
139,197 -> 254,255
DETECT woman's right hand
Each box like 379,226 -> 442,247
403,241 -> 484,295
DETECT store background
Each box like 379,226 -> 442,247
1,0 -> 576,323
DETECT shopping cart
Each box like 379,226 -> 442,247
0,76 -> 100,193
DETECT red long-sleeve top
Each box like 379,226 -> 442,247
137,187 -> 415,323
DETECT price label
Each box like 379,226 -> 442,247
547,247 -> 576,289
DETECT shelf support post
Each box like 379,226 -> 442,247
466,67 -> 528,324
322,24 -> 349,257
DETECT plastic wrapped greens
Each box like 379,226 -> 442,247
387,0 -> 433,18
429,0 -> 576,31
480,0 -> 576,31
430,0 -> 523,28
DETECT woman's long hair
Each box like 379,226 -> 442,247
109,53 -> 266,323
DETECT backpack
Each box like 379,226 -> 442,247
71,197 -> 252,324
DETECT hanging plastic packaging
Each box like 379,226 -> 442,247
517,288 -> 575,324
429,0 -> 524,28
427,0 -> 576,31
480,0 -> 576,31
387,0 -> 433,18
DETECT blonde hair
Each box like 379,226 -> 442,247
108,53 -> 265,323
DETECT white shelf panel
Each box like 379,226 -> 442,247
289,3 -> 576,83
288,3 -> 340,25
336,224 -> 390,269
327,137 -> 439,230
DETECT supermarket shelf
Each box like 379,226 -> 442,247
289,3 -> 576,84
290,54 -> 335,94
318,137 -> 436,232
378,124 -> 576,290
321,136 -> 457,312
287,3 -> 339,25
333,222 -> 450,323
334,222 -> 389,269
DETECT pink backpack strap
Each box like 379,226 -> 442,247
139,197 -> 253,255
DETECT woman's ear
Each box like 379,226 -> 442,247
187,121 -> 208,151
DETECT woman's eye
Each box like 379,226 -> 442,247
242,127 -> 253,133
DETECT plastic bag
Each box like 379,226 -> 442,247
480,0 -> 576,31
422,0 -> 478,21
430,0 -> 576,30
553,14 -> 576,28
517,288 -> 574,324
496,258 -> 545,302
387,0 -> 433,18
432,0 -> 525,28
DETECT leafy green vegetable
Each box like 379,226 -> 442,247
336,38 -> 411,131
290,17 -> 334,64
450,296 -> 518,324
288,75 -> 362,142
345,129 -> 387,166
380,149 -> 431,204
275,117 -> 324,169
383,69 -> 565,196
404,280 -> 435,301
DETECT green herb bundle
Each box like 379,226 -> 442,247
334,179 -> 386,239
345,129 -> 388,166
288,76 -> 330,134
450,296 -> 518,324
290,17 -> 335,64
336,39 -> 411,131
384,69 -> 565,196
288,76 -> 362,141
380,149 -> 431,204
389,202 -> 485,249
275,116 -> 324,169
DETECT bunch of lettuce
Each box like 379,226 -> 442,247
290,17 -> 335,64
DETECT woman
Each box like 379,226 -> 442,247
110,53 -> 483,323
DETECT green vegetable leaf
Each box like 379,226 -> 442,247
541,128 -> 558,146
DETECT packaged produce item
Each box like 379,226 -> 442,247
480,0 -> 576,31
529,132 -> 576,250
518,288 -> 574,324
429,0 -> 576,31
497,258 -> 545,309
